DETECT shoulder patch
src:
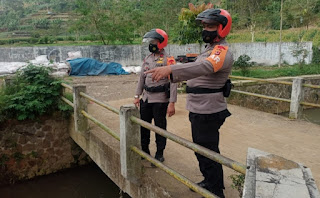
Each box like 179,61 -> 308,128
206,45 -> 228,72
166,56 -> 176,80
166,56 -> 176,66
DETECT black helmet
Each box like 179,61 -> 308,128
196,8 -> 232,38
143,29 -> 168,49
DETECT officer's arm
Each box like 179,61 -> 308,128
167,83 -> 176,117
169,82 -> 177,103
169,61 -> 213,82
170,51 -> 232,82
146,51 -> 232,82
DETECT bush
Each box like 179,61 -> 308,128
233,55 -> 254,76
67,36 -> 76,41
312,46 -> 320,64
0,65 -> 72,122
56,37 -> 64,41
32,33 -> 41,38
0,40 -> 7,45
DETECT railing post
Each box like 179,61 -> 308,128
120,104 -> 142,183
73,85 -> 89,138
289,77 -> 304,119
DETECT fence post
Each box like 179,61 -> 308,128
73,85 -> 89,138
120,104 -> 142,183
289,77 -> 304,119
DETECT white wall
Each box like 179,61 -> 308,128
0,42 -> 313,67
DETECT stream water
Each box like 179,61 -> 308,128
0,163 -> 131,198
280,108 -> 320,125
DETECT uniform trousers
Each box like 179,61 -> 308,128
189,109 -> 230,192
140,99 -> 169,156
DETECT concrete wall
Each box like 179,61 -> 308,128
0,42 -> 313,66
0,114 -> 91,185
69,116 -> 172,198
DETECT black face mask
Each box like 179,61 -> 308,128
202,30 -> 218,43
149,44 -> 159,53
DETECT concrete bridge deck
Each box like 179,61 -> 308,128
66,75 -> 319,197
84,94 -> 320,198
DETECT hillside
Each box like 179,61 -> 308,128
0,0 -> 319,46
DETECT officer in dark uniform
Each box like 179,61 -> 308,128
145,9 -> 233,198
134,29 -> 177,162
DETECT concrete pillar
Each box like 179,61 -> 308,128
73,85 -> 88,138
289,77 -> 304,119
120,104 -> 142,184
243,148 -> 320,198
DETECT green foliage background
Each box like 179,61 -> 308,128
0,0 -> 320,46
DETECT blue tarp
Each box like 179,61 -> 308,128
68,58 -> 129,76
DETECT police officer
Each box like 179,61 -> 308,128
145,9 -> 233,198
134,29 -> 177,162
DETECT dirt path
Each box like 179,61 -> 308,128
69,74 -> 320,198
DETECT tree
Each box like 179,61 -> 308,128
173,2 -> 214,45
0,0 -> 24,31
234,0 -> 270,42
284,0 -> 319,29
71,0 -> 142,45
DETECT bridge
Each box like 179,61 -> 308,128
60,75 -> 320,198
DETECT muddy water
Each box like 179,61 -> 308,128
0,163 -> 131,198
280,108 -> 320,125
301,108 -> 320,125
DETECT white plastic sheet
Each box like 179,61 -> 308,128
0,55 -> 70,77
122,66 -> 141,74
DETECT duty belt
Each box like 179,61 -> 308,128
144,84 -> 168,92
186,86 -> 223,94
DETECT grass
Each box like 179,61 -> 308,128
1,27 -> 320,47
231,64 -> 320,78
227,27 -> 320,46
0,38 -> 143,47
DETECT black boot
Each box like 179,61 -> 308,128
190,180 -> 225,198
151,151 -> 165,167
155,150 -> 164,162
190,180 -> 207,192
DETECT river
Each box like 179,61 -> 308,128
0,163 -> 131,198
301,108 -> 320,125
280,108 -> 320,125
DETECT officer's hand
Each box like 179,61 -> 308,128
133,98 -> 140,108
145,66 -> 172,82
167,102 -> 175,117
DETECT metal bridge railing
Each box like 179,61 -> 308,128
60,83 -> 247,198
229,75 -> 320,89
60,75 -> 319,197
229,75 -> 320,117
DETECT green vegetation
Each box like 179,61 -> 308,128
0,64 -> 73,123
233,55 -> 254,76
231,45 -> 320,78
229,173 -> 245,197
173,3 -> 213,44
0,0 -> 319,47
